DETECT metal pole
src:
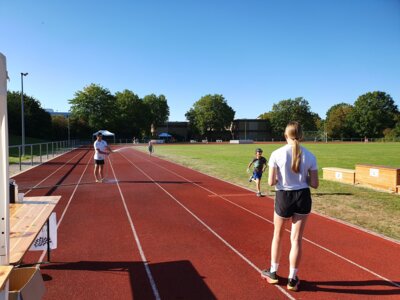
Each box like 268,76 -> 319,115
18,146 -> 21,171
21,72 -> 28,156
244,120 -> 247,140
0,52 -> 11,298
67,115 -> 70,147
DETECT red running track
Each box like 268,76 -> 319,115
13,146 -> 400,300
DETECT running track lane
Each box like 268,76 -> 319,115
11,146 -> 400,299
113,147 -> 400,299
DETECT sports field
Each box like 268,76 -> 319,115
13,145 -> 400,299
140,142 -> 400,241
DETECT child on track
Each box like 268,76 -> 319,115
247,148 -> 267,197
148,141 -> 154,156
93,132 -> 112,183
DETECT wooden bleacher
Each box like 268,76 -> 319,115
355,164 -> 400,193
322,167 -> 355,185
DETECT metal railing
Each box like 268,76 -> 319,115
9,140 -> 81,171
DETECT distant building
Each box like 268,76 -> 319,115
230,119 -> 271,141
156,121 -> 189,141
45,109 -> 70,118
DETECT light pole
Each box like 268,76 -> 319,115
21,72 -> 28,156
67,112 -> 70,147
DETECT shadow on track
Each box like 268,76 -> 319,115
41,260 -> 217,299
299,279 -> 400,295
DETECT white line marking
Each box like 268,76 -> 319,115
23,149 -> 87,195
118,151 -> 296,300
129,148 -> 400,289
38,150 -> 93,263
108,155 -> 161,300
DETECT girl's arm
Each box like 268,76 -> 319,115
268,166 -> 277,186
308,170 -> 319,189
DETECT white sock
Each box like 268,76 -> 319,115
289,268 -> 298,279
270,262 -> 279,273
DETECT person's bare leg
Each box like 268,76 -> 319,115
271,213 -> 287,267
256,178 -> 261,193
289,214 -> 308,270
99,165 -> 104,181
94,165 -> 99,182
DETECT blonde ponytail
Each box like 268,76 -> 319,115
284,121 -> 303,173
291,139 -> 301,173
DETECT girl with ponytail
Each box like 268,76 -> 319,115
261,121 -> 319,292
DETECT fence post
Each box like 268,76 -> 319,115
30,145 -> 33,166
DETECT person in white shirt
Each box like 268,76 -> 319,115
93,132 -> 112,183
261,121 -> 319,292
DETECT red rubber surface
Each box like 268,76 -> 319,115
12,146 -> 400,299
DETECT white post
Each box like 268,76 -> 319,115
0,53 -> 10,299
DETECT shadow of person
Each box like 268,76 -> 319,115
299,279 -> 400,296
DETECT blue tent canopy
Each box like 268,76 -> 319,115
158,132 -> 172,138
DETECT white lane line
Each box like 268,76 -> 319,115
108,155 -> 161,300
130,149 -> 400,289
38,151 -> 93,263
119,151 -> 295,300
24,149 -> 88,195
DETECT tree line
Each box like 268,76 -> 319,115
6,83 -> 400,142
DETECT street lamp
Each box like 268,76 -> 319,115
67,112 -> 70,147
21,72 -> 28,156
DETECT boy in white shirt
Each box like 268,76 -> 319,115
93,132 -> 112,182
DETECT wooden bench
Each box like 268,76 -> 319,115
0,265 -> 13,291
10,196 -> 60,265
355,164 -> 400,193
322,167 -> 355,184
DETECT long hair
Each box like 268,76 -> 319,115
285,121 -> 303,173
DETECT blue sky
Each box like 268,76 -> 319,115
1,0 -> 399,121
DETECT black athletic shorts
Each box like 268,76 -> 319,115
94,159 -> 105,165
274,188 -> 312,218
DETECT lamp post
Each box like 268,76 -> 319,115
21,72 -> 28,156
67,112 -> 70,147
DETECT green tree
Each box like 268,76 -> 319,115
185,94 -> 235,137
7,91 -> 52,139
258,112 -> 273,121
350,91 -> 398,138
325,103 -> 355,139
69,117 -> 92,139
383,113 -> 400,140
69,84 -> 116,131
6,91 -> 21,136
51,115 -> 68,140
143,94 -> 170,135
269,97 -> 318,137
114,90 -> 151,138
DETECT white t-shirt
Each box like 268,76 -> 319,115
94,140 -> 108,160
268,144 -> 318,191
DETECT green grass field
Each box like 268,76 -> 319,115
137,142 -> 400,241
